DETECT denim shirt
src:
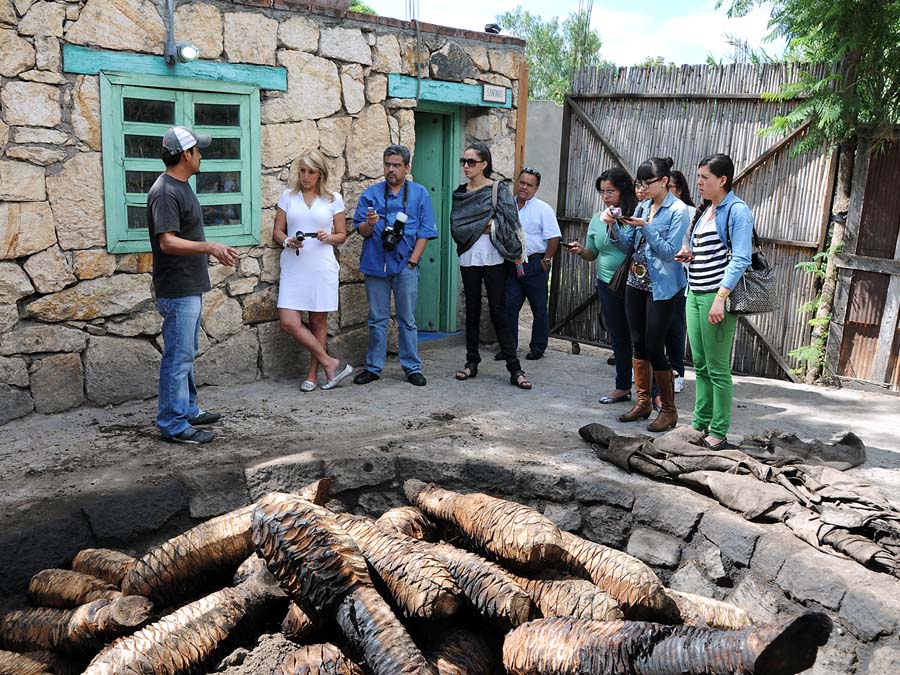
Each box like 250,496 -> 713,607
353,180 -> 437,278
688,191 -> 754,291
611,191 -> 689,301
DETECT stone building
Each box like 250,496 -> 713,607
0,0 -> 526,424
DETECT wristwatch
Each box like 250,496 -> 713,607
542,258 -> 552,266
716,290 -> 729,300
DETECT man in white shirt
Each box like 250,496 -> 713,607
498,168 -> 561,361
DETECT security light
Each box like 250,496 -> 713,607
163,0 -> 200,65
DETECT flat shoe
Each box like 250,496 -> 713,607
321,363 -> 353,390
353,370 -> 380,385
703,437 -> 734,450
599,393 -> 631,404
162,426 -> 214,444
188,410 -> 222,425
300,380 -> 317,392
407,372 -> 427,386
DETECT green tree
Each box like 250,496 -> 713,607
349,1 -> 376,14
495,7 -> 612,103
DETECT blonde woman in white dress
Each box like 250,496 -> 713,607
274,150 -> 352,391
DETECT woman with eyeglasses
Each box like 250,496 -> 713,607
610,157 -> 689,431
565,168 -> 637,405
450,143 -> 531,390
674,154 -> 753,449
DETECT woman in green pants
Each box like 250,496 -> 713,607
675,154 -> 753,449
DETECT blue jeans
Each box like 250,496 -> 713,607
505,256 -> 550,355
364,267 -> 421,375
597,278 -> 632,390
156,296 -> 202,437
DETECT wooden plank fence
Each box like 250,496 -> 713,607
549,62 -> 836,381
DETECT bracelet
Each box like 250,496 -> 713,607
716,290 -> 729,299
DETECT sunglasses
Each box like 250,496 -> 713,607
459,157 -> 484,167
521,167 -> 542,180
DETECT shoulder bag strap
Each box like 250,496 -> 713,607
491,180 -> 499,209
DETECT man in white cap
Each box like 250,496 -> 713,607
148,126 -> 240,444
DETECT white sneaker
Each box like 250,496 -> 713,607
674,374 -> 684,393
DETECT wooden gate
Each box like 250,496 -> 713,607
827,138 -> 900,390
549,63 -> 836,380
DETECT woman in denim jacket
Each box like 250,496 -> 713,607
610,157 -> 689,432
674,153 -> 753,449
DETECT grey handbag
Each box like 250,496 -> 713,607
724,206 -> 778,315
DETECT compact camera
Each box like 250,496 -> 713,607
608,207 -> 623,219
381,212 -> 407,252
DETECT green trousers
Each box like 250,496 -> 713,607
685,290 -> 738,438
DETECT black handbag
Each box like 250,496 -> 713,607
724,206 -> 778,315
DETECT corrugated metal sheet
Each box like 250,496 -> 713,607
838,271 -> 890,381
856,143 -> 900,259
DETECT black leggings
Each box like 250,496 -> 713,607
624,285 -> 679,371
460,264 -> 522,374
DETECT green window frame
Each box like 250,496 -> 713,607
100,72 -> 262,253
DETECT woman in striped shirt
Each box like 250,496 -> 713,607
675,154 -> 754,449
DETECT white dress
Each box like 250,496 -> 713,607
277,189 -> 344,312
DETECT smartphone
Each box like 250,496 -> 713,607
559,241 -> 574,249
366,206 -> 375,213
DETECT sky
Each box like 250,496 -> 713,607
364,1 -> 785,66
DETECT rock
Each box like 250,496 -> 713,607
0,160 -> 46,202
65,0 -> 165,55
0,355 -> 28,387
668,560 -> 717,598
775,549 -> 847,609
46,152 -> 105,250
0,262 -> 35,303
12,127 -> 67,145
582,504 -> 633,549
35,35 -> 60,71
20,69 -> 68,84
542,503 -> 581,532
0,304 -> 17,333
104,310 -> 162,337
479,72 -> 513,89
242,285 -> 278,323
365,74 -> 387,103
467,111 -> 502,140
261,121 -> 319,168
25,273 -> 153,321
387,115 -> 399,144
81,478 -> 188,546
239,256 -> 260,277
257,248 -> 281,284
372,34 -> 401,73
84,335 -> 160,404
175,2 -> 222,59
339,231 -> 363,283
430,41 -> 477,82
200,288 -> 243,340
751,531 -> 807,580
19,1 -> 66,36
631,487 -> 706,538
223,11 -> 277,65
0,1 -> 15,25
207,262 -> 233,288
0,322 -> 87,355
245,452 -> 326,500
261,173 -> 285,208
395,109 -> 415,149
325,449 -> 395,493
626,527 -> 682,568
22,245 -> 76,293
29,352 -> 85,413
5,145 -> 66,166
317,116 -> 352,158
339,282 -> 366,328
278,15 -> 318,52
0,120 -> 7,148
573,474 -> 636,508
72,249 -> 116,280
490,133 -> 516,179
862,645 -> 900,675
262,51 -> 341,123
227,276 -> 257,296
256,319 -> 309,380
327,324 -> 367,364
341,64 -> 365,115
195,328 -> 258,386
0,383 -> 33,425
116,252 -> 153,274
728,574 -> 782,624
0,28 -> 36,77
469,45 -> 489,70
839,584 -> 900,640
489,49 -> 522,79
318,27 -> 371,65
345,105 -> 392,179
697,509 -> 765,566
71,75 -> 101,151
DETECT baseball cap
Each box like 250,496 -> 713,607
162,126 -> 211,156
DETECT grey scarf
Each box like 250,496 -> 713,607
450,181 -> 523,260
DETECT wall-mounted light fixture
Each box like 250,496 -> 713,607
164,0 -> 200,65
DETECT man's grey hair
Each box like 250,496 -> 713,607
383,144 -> 411,166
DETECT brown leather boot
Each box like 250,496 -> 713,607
648,369 -> 678,432
618,359 -> 652,422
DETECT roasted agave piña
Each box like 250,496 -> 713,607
0,649 -> 53,675
512,575 -> 623,622
71,549 -> 137,588
27,569 -> 121,609
278,643 -> 364,675
423,628 -> 496,675
374,506 -> 436,541
665,589 -> 753,630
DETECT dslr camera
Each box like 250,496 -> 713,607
381,212 -> 407,252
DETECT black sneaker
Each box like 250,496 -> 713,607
353,370 -> 380,385
407,372 -> 427,386
493,352 -> 505,361
525,351 -> 544,360
163,427 -> 215,444
188,410 -> 222,425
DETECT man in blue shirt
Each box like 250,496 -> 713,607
352,145 -> 438,386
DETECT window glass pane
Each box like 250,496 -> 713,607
124,98 -> 174,124
127,205 -> 148,230
125,171 -> 161,193
203,204 -> 242,225
125,134 -> 163,158
195,103 -> 240,126
198,172 -> 241,194
202,138 -> 241,160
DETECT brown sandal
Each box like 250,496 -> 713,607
455,363 -> 478,380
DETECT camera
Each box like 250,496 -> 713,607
381,212 -> 407,252
608,207 -> 623,219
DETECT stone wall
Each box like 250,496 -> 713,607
0,0 -> 525,424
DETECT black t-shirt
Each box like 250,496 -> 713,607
147,174 -> 211,298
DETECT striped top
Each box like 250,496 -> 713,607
688,207 -> 729,292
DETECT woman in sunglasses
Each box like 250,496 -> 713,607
450,143 -> 531,390
610,157 -> 689,431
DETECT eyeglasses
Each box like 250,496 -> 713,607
634,178 -> 661,190
459,157 -> 484,167
521,167 -> 541,180
598,189 -> 619,196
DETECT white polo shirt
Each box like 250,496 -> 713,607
517,196 -> 561,257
